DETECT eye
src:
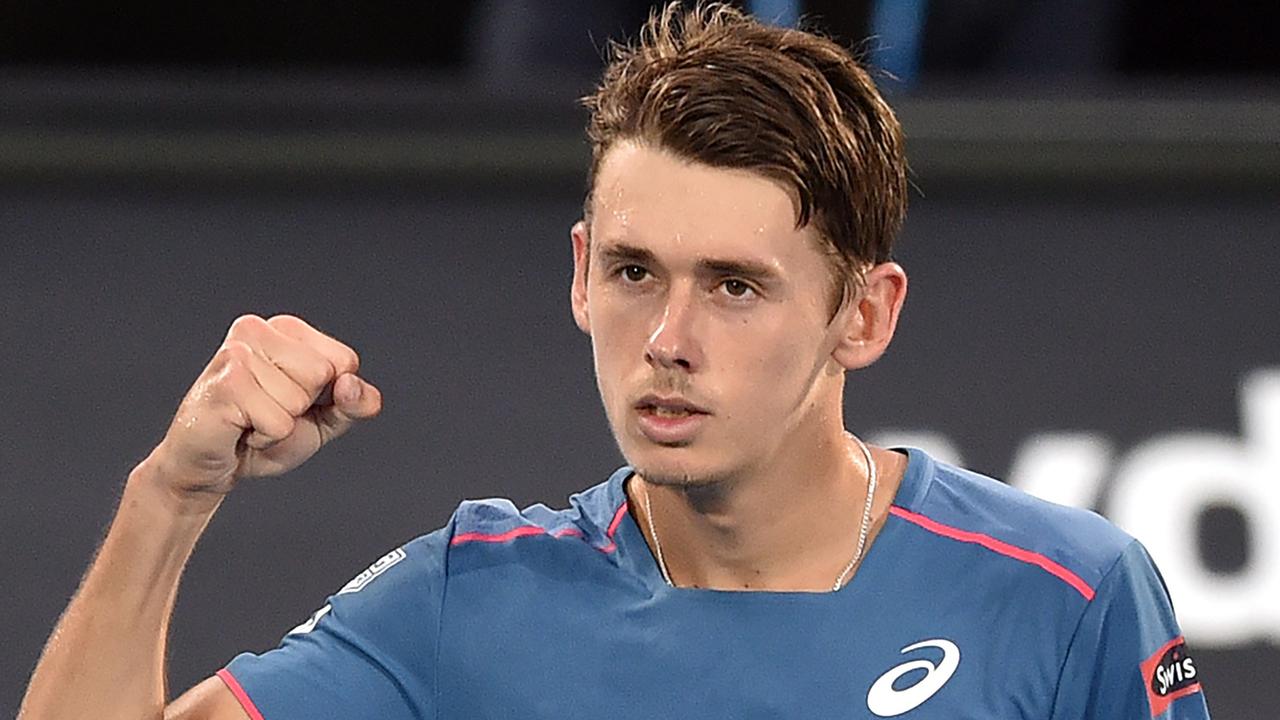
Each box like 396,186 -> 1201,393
720,279 -> 756,298
620,265 -> 649,283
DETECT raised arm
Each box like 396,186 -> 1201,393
18,314 -> 383,720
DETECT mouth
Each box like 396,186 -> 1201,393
634,394 -> 711,417
632,394 -> 712,445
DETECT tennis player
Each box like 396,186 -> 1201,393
20,4 -> 1210,718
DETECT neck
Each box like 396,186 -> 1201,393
633,429 -> 903,592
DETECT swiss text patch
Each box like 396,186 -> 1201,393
1140,636 -> 1202,717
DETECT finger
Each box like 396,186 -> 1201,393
265,314 -> 361,378
216,354 -> 297,451
335,373 -> 381,417
241,348 -> 316,419
311,373 -> 383,446
226,315 -> 338,402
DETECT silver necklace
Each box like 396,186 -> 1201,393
641,433 -> 878,592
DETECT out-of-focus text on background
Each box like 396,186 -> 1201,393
3,1 -> 1277,718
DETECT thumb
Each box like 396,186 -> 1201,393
315,373 -> 382,442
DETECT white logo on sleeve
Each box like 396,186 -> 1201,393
287,604 -> 331,636
867,639 -> 961,717
338,547 -> 406,595
286,547 -> 406,637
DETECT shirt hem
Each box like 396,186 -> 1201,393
216,667 -> 267,720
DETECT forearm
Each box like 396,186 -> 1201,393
19,314 -> 379,720
19,458 -> 224,720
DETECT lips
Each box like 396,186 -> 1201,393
633,394 -> 710,445
634,394 -> 710,416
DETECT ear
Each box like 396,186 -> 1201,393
831,262 -> 908,371
570,220 -> 592,335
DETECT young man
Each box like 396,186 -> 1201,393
20,4 -> 1209,719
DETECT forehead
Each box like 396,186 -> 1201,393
590,142 -> 823,268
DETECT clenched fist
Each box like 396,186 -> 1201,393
148,314 -> 383,499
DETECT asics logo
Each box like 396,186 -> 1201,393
867,639 -> 961,717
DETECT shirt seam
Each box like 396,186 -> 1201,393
433,514 -> 458,720
1048,538 -> 1138,716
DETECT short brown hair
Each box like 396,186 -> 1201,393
583,2 -> 907,298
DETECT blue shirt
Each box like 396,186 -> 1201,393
220,448 -> 1210,718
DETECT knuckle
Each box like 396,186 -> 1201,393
229,313 -> 267,336
281,386 -> 314,417
219,340 -> 254,362
297,360 -> 334,389
276,414 -> 298,440
339,347 -> 361,374
267,314 -> 306,331
256,409 -> 296,441
207,342 -> 252,380
274,413 -> 298,440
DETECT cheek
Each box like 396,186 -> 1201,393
588,294 -> 648,382
723,320 -> 823,400
591,296 -> 644,352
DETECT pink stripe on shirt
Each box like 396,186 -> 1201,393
889,505 -> 1096,600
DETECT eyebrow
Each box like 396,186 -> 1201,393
596,242 -> 782,283
596,242 -> 656,267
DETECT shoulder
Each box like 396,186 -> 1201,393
283,470 -> 629,631
447,468 -> 630,556
893,449 -> 1135,600
299,528 -> 450,628
316,469 -> 627,599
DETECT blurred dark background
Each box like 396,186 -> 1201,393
2,1 -> 1278,718
3,0 -> 1278,78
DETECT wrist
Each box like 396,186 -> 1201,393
127,452 -> 228,520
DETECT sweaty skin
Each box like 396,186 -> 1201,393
572,141 -> 909,591
18,315 -> 382,720
19,144 -> 907,720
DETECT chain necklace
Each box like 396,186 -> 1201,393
641,432 -> 878,592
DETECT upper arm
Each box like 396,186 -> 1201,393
201,530 -> 449,720
165,676 -> 253,720
1051,541 -> 1210,719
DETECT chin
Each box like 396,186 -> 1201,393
622,441 -> 734,488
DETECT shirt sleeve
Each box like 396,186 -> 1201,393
217,526 -> 450,720
1051,540 -> 1211,719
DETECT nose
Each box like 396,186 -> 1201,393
644,285 -> 702,372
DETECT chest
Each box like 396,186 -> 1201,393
434,562 -> 1072,719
